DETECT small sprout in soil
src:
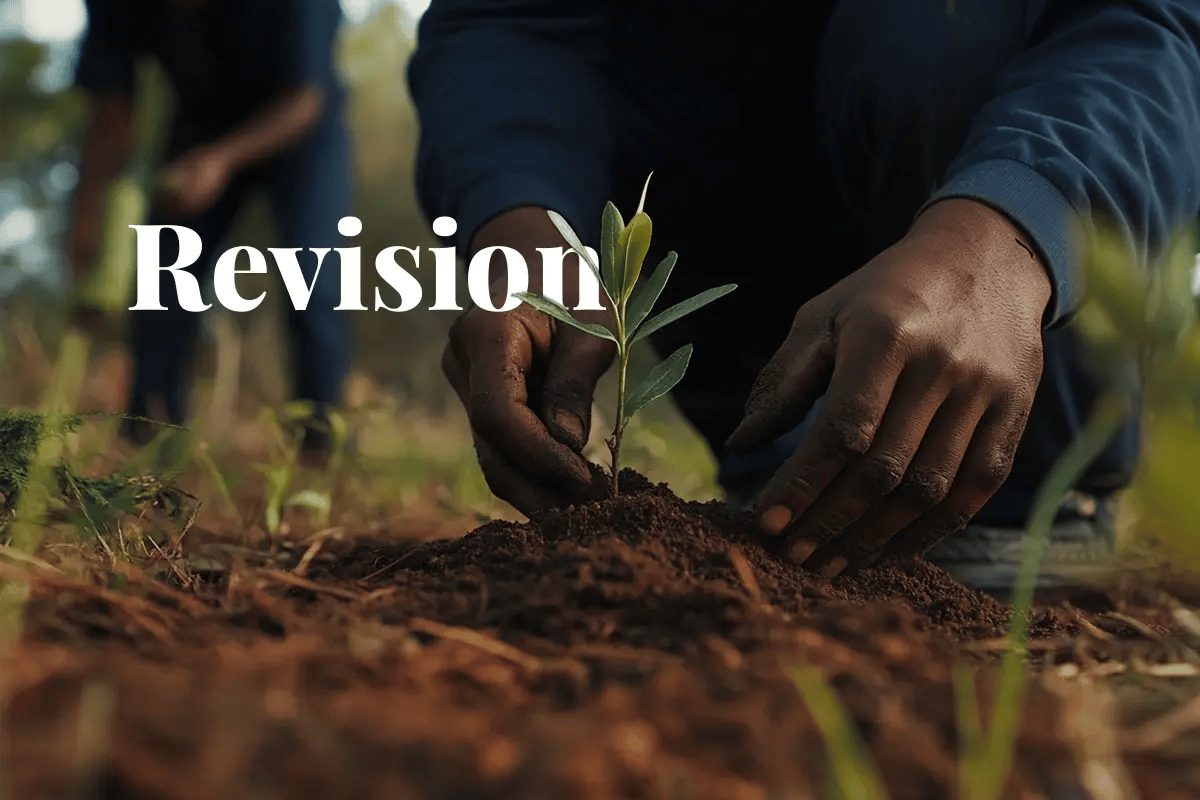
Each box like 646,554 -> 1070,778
514,175 -> 736,495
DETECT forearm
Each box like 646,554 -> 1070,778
922,0 -> 1200,327
205,85 -> 325,173
71,92 -> 135,228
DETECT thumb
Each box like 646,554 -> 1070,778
541,328 -> 615,452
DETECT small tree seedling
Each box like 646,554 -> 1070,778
514,175 -> 736,496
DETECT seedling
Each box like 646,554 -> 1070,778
254,402 -> 348,533
514,175 -> 736,495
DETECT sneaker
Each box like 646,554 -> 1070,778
923,491 -> 1119,601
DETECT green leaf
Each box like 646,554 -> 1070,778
513,292 -> 617,342
546,209 -> 613,308
631,284 -> 737,345
1084,226 -> 1150,341
282,399 -> 317,424
1148,226 -> 1199,348
620,212 -> 653,303
546,209 -> 595,270
622,344 -> 692,425
1132,408 -> 1200,567
626,251 -> 676,335
600,201 -> 624,295
257,464 -> 292,533
636,172 -> 653,215
285,489 -> 332,525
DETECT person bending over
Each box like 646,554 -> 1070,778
407,0 -> 1200,594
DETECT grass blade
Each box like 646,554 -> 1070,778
981,393 -> 1126,799
513,292 -> 617,342
631,284 -> 737,345
953,664 -> 987,800
788,665 -> 888,800
0,328 -> 91,646
622,344 -> 691,425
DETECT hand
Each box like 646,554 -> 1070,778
442,207 -> 613,516
725,198 -> 1052,575
154,145 -> 233,218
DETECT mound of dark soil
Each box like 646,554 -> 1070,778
338,470 -> 1044,650
3,471 -> 1188,800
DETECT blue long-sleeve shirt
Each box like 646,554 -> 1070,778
407,0 -> 1200,328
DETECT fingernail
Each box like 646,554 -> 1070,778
788,540 -> 818,563
760,505 -> 792,536
821,557 -> 848,578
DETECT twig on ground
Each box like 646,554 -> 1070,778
293,528 -> 341,578
253,568 -> 363,602
1124,691 -> 1200,751
407,617 -> 542,673
728,546 -> 764,605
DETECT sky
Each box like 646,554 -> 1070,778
1,0 -> 431,42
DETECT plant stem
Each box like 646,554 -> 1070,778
611,344 -> 628,497
979,392 -> 1126,799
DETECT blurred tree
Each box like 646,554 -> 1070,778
0,38 -> 85,165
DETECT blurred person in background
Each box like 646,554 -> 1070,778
408,0 -> 1200,596
66,0 -> 353,461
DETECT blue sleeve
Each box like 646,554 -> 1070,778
921,0 -> 1200,328
266,0 -> 341,89
405,0 -> 615,252
73,0 -> 136,94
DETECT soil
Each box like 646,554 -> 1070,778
2,470 -> 1196,800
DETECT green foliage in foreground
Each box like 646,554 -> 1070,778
514,175 -> 736,494
0,408 -> 189,540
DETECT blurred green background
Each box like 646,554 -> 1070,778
0,0 -> 457,397
0,0 -> 723,517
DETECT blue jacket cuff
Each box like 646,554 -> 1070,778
919,159 -> 1085,328
443,174 -> 597,255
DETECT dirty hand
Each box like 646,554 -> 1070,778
443,206 -> 613,517
155,145 -> 233,218
726,198 -> 1052,576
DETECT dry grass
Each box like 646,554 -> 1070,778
3,309 -> 1200,799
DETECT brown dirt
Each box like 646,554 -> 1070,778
2,470 -> 1195,800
